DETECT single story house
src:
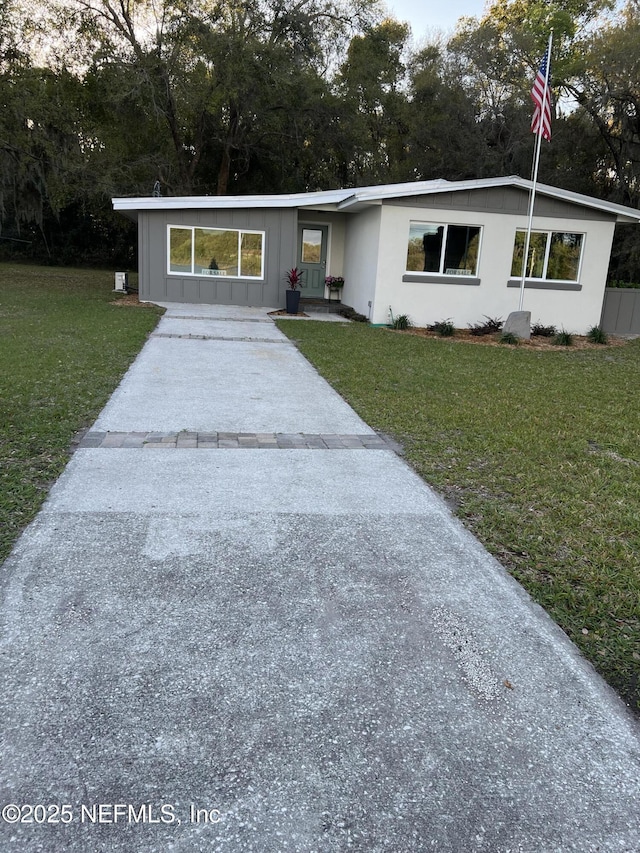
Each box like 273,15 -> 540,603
113,176 -> 640,333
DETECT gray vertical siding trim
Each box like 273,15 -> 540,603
383,187 -> 613,221
601,288 -> 640,335
137,216 -> 147,300
141,208 -> 297,307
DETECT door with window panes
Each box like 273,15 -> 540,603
298,225 -> 328,297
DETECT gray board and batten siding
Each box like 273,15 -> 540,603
383,185 -> 616,222
601,288 -> 640,336
138,207 -> 297,307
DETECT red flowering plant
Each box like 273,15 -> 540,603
285,267 -> 305,290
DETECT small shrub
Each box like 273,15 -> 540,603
338,306 -> 369,323
553,329 -> 573,346
499,331 -> 520,345
587,325 -> 608,344
428,318 -> 455,337
532,322 -> 557,337
468,322 -> 487,336
392,313 -> 412,330
468,315 -> 503,336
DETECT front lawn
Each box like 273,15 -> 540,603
0,265 -> 162,562
277,319 -> 640,714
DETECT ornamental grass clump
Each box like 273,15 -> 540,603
392,313 -> 412,330
499,331 -> 520,345
553,328 -> 574,346
587,325 -> 608,344
428,319 -> 455,337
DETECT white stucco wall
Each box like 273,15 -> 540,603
370,204 -> 616,334
342,206 -> 382,321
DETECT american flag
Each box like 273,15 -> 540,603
530,48 -> 552,141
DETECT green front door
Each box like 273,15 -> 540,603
298,225 -> 328,298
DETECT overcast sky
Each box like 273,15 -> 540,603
385,0 -> 489,40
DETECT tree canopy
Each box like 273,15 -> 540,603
1,0 -> 639,281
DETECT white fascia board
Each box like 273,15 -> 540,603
112,177 -> 640,223
336,176 -> 520,210
298,199 -> 354,212
112,188 -> 353,213
356,176 -> 640,223
337,180 -> 451,210
337,197 -> 381,212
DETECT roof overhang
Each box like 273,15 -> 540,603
112,188 -> 355,216
501,176 -> 640,224
112,177 -> 640,224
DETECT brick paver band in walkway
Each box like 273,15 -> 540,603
76,430 -> 404,452
152,332 -> 288,343
156,315 -> 273,322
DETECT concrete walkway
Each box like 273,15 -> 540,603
1,303 -> 639,852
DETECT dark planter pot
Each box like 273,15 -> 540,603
286,289 -> 301,314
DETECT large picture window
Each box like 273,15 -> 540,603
407,222 -> 481,276
511,230 -> 583,282
168,225 -> 264,278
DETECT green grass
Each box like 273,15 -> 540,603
0,265 -> 162,562
277,319 -> 640,713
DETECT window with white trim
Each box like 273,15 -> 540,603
168,225 -> 265,278
406,222 -> 481,276
511,230 -> 583,282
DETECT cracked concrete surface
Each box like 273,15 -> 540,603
1,303 -> 639,852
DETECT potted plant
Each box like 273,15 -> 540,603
285,267 -> 305,314
325,275 -> 345,302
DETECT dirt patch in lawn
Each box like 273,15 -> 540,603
110,293 -> 145,307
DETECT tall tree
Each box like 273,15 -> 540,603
564,1 -> 640,206
404,43 -> 486,181
446,0 -> 616,154
0,57 -> 87,253
335,19 -> 411,185
50,0 -> 383,194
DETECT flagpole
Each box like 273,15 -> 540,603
519,30 -> 553,311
